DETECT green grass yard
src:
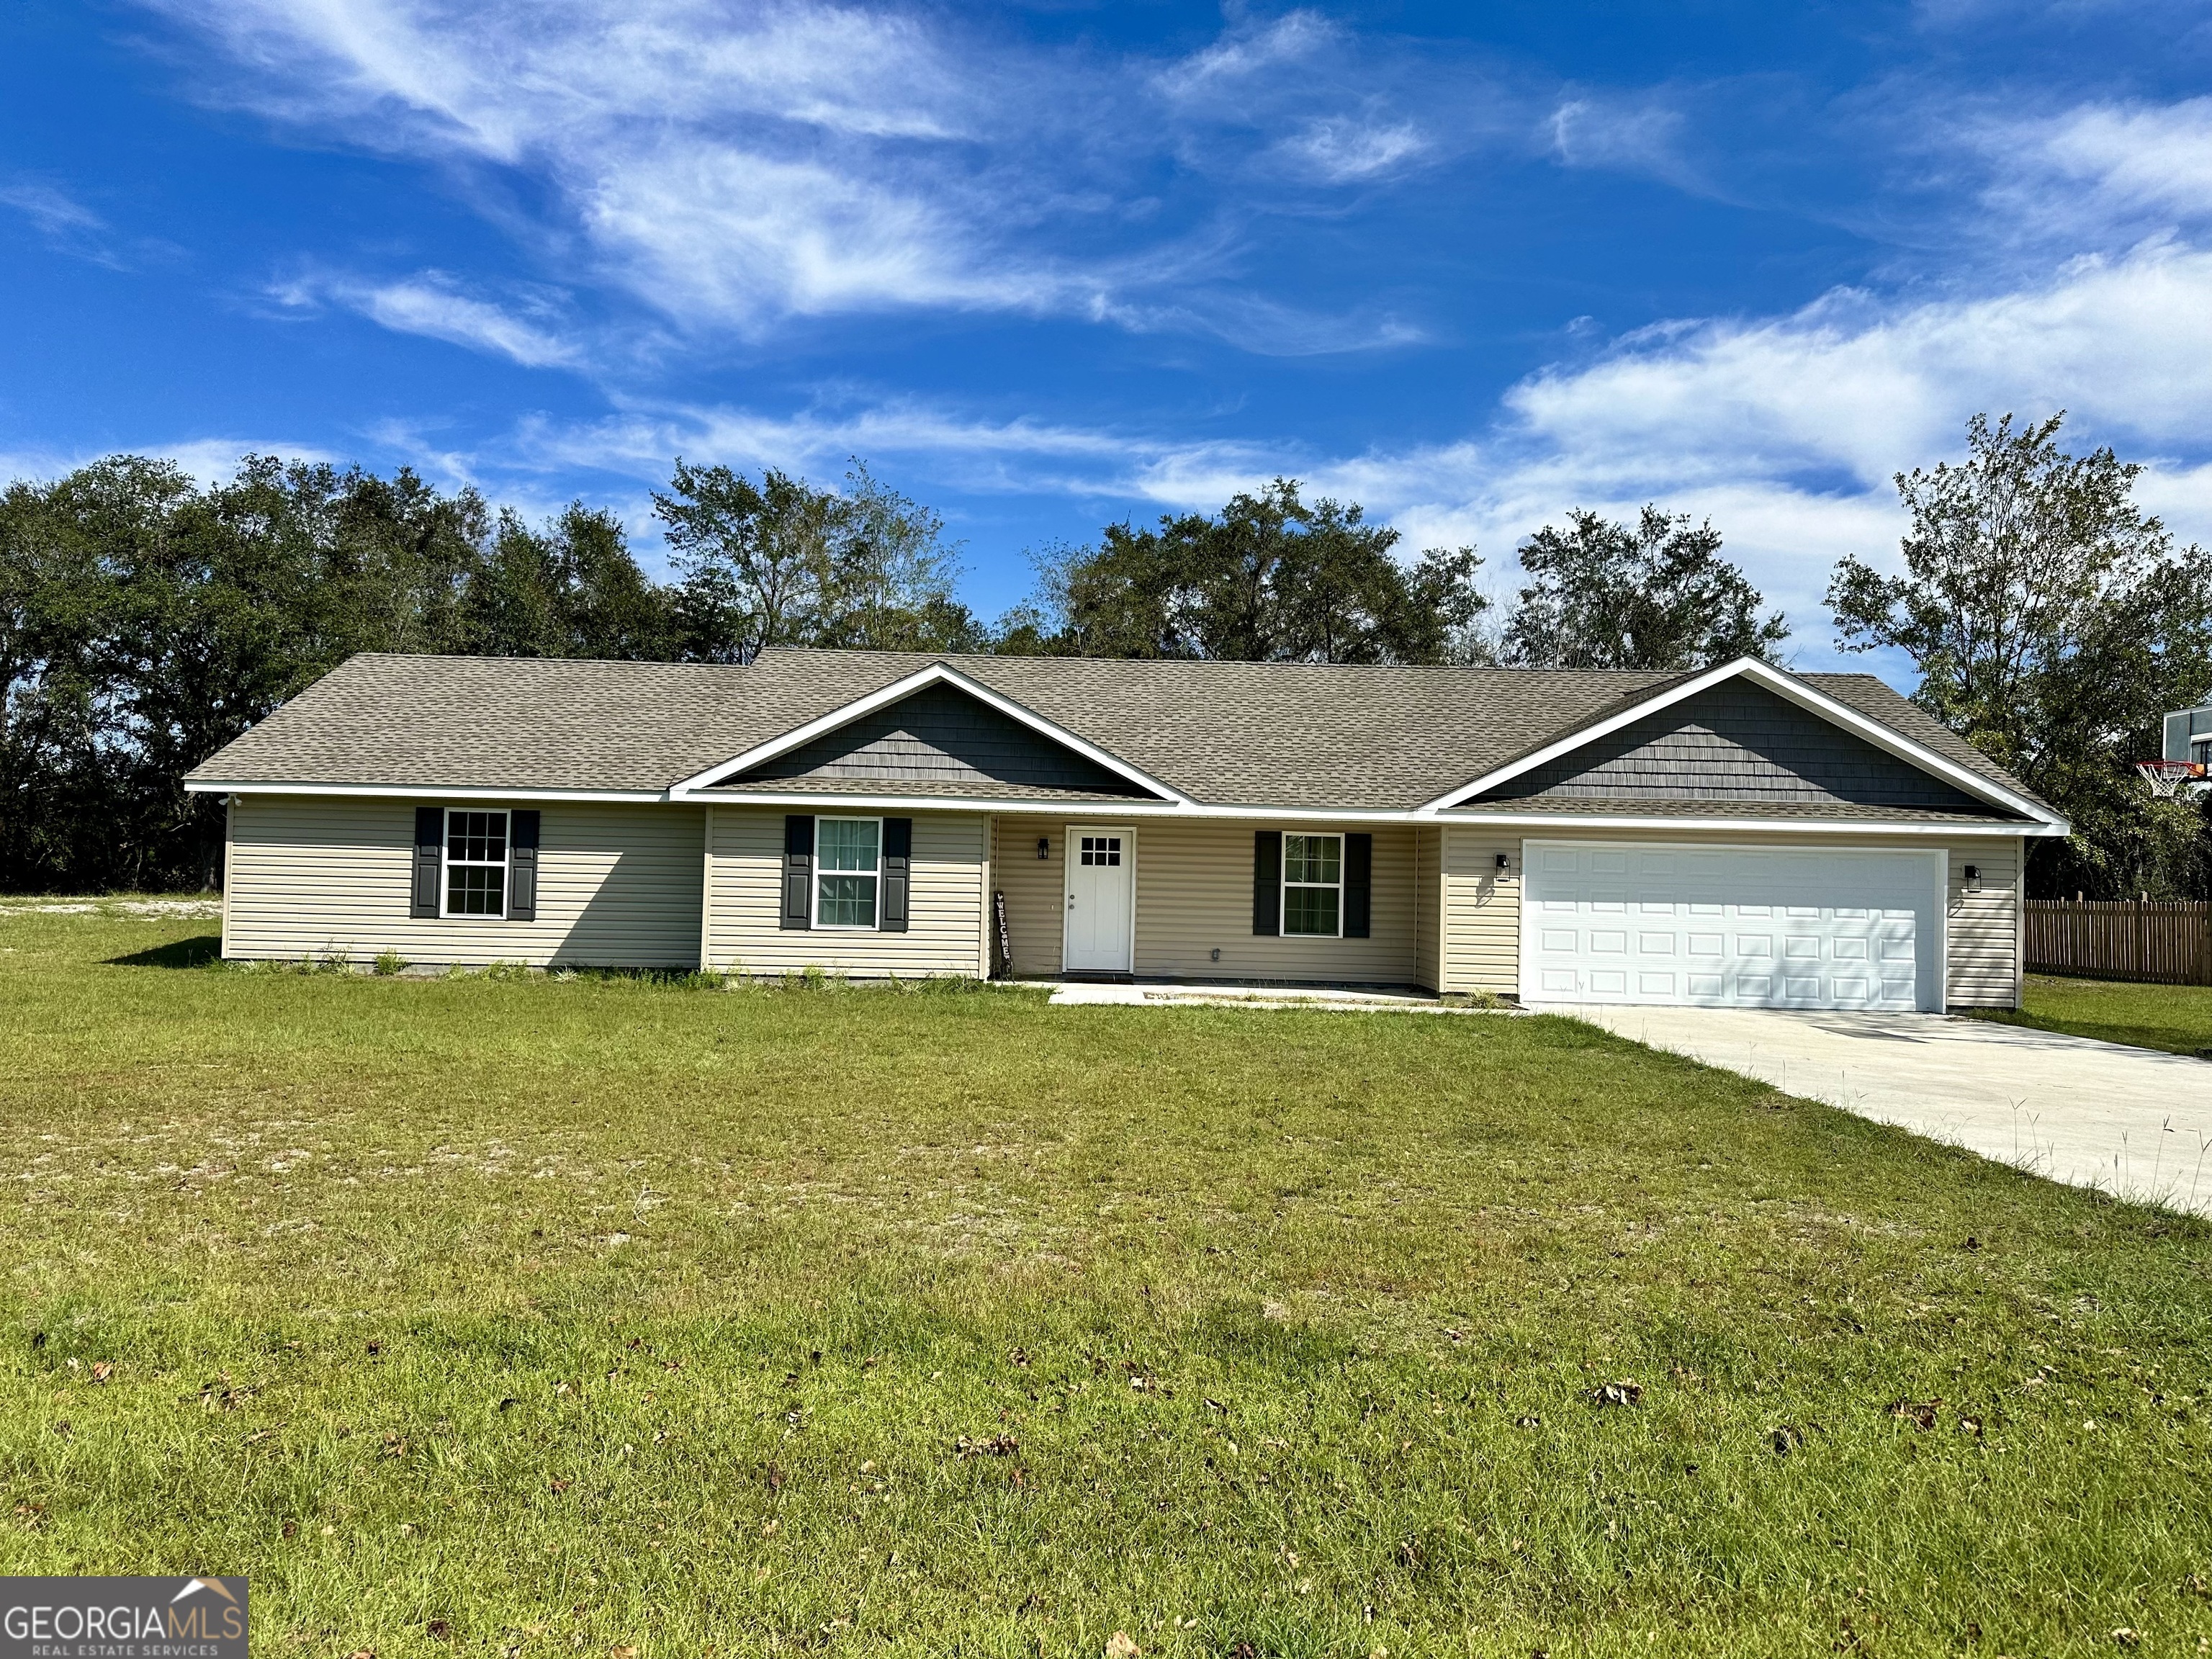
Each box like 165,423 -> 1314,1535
2,907 -> 2210,1658
1971,973 -> 2212,1058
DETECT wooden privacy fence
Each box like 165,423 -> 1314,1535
2026,898 -> 2212,985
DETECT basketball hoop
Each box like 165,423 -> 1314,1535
2137,760 -> 2205,799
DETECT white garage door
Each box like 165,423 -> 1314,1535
1519,840 -> 1943,1012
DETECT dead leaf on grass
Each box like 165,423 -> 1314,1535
1590,1380 -> 1642,1408
955,1433 -> 1020,1458
1888,1399 -> 1941,1431
1105,1632 -> 1138,1659
90,1361 -> 113,1383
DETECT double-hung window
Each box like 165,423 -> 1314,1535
444,809 -> 508,917
1281,832 -> 1342,937
814,817 -> 881,928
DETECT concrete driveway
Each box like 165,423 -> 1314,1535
1557,1004 -> 2212,1218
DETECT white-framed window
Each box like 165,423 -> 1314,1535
1078,833 -> 1122,868
443,809 -> 508,917
814,816 -> 882,929
1282,832 -> 1342,938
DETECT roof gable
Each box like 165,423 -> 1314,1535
1472,680 -> 2010,815
714,680 -> 1157,800
669,660 -> 1185,804
1428,656 -> 2059,827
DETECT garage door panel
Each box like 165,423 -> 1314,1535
1520,840 -> 1938,1012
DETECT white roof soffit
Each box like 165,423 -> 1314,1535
666,661 -> 1191,806
1419,656 -> 2066,830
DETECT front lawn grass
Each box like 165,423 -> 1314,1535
1969,972 -> 2212,1058
3,910 -> 2209,1658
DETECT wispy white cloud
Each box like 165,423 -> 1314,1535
0,437 -> 336,489
269,269 -> 584,367
1546,94 -> 1698,189
0,179 -> 105,238
135,0 -> 1513,352
1274,117 -> 1428,184
0,177 -> 136,267
1979,94 -> 2212,243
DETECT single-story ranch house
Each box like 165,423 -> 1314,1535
185,648 -> 2066,1011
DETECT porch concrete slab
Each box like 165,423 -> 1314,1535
1045,981 -> 1509,1014
1555,1004 -> 2212,1217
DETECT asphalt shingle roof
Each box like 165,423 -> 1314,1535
186,647 -> 2051,821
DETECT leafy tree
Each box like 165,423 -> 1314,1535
465,504 -> 677,660
0,454 -> 686,891
1828,412 -> 2212,898
1501,505 -> 1786,670
1010,479 -> 1485,664
656,459 -> 980,661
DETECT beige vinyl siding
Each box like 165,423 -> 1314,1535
1434,824 -> 2026,1008
223,794 -> 703,967
704,808 -> 986,978
992,819 -> 1066,978
1947,836 -> 2023,1009
1412,826 -> 1441,992
1132,821 -> 1418,984
1439,827 -> 1520,995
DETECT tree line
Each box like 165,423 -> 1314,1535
2,414 -> 2206,896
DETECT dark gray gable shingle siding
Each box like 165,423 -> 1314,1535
1477,681 -> 2011,813
726,682 -> 1154,797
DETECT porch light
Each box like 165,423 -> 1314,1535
1496,853 -> 1510,870
1036,837 -> 1050,860
1964,863 -> 1980,894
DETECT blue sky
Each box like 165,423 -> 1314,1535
5,1 -> 2212,675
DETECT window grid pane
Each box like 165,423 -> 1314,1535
1283,885 -> 1339,937
819,818 -> 880,873
446,863 -> 505,916
1284,834 -> 1339,886
1080,835 -> 1121,868
817,873 -> 878,927
445,809 -> 507,917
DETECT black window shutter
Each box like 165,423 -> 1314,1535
1344,832 -> 1372,938
1253,830 -> 1282,936
412,807 -> 443,917
508,809 -> 541,922
881,817 -> 912,932
781,814 -> 814,930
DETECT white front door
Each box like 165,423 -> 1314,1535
1519,840 -> 1943,1012
1064,826 -> 1135,973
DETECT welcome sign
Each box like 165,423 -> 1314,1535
0,1577 -> 246,1659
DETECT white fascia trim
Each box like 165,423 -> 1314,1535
665,662 -> 1190,805
1421,656 -> 2064,827
185,779 -> 665,804
1457,811 -> 2064,837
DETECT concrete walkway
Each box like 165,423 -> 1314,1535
1557,1004 -> 2212,1217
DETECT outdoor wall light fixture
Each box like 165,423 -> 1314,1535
1496,853 -> 1511,870
1037,837 -> 1050,860
1964,863 -> 1981,894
